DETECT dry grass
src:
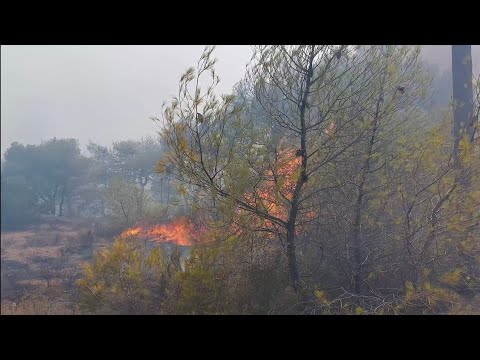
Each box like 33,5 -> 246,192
1,296 -> 79,315
447,295 -> 480,315
1,218 -> 110,314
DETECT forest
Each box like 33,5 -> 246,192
1,45 -> 479,315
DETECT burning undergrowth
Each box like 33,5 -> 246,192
121,145 -> 317,247
121,217 -> 198,247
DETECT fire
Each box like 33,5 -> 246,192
243,148 -> 300,217
121,217 -> 193,246
241,146 -> 316,234
123,227 -> 141,237
122,145 -> 318,245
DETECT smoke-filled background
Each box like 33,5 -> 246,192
0,45 -> 252,156
2,45 -> 479,157
1,45 -> 479,315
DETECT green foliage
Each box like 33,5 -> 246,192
104,178 -> 151,226
172,231 -> 293,314
398,281 -> 460,315
1,138 -> 88,225
174,247 -> 226,314
88,137 -> 178,207
77,235 -> 182,314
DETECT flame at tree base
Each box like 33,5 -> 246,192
121,217 -> 193,246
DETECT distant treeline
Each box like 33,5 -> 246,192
1,136 -> 180,230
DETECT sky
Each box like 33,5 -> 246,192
1,45 -> 253,156
1,45 -> 479,157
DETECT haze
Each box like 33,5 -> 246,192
1,45 -> 479,156
1,45 -> 252,156
2,45 -> 479,315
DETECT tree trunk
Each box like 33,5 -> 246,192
139,175 -> 148,216
283,46 -> 315,293
59,186 -> 66,217
286,219 -> 300,291
51,185 -> 59,216
452,45 -> 474,163
352,185 -> 365,294
351,81 -> 385,294
350,55 -> 390,294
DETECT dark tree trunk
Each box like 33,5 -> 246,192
286,219 -> 300,291
352,186 -> 365,294
452,45 -> 474,163
283,46 -> 315,293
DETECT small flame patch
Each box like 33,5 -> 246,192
121,218 -> 192,246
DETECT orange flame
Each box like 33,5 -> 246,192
243,148 -> 301,218
240,146 -> 316,234
122,146 -> 318,245
123,227 -> 141,237
121,217 -> 193,246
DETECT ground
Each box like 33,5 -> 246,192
1,217 -> 111,314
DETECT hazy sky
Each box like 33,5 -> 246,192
2,45 -> 479,157
1,45 -> 252,156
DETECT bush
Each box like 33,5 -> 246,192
173,234 -> 293,315
1,285 -> 78,315
77,234 -> 182,314
104,179 -> 150,227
